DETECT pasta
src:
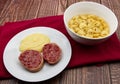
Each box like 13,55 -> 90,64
68,14 -> 110,38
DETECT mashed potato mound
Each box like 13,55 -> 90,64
19,33 -> 50,52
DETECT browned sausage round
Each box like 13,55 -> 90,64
19,50 -> 44,72
42,43 -> 62,64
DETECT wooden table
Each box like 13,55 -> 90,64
0,0 -> 120,84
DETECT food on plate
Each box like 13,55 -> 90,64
42,43 -> 62,64
68,14 -> 110,38
19,33 -> 50,52
19,50 -> 44,72
19,33 -> 62,72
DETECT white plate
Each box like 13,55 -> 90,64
3,27 -> 72,82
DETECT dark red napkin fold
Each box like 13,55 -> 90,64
0,15 -> 120,78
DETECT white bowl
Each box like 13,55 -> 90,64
64,1 -> 118,45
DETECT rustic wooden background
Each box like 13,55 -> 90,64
0,0 -> 120,84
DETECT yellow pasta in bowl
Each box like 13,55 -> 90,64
68,14 -> 110,38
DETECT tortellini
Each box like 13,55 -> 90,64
68,14 -> 110,38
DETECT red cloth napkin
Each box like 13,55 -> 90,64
0,15 -> 120,78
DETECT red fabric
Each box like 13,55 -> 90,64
0,15 -> 120,78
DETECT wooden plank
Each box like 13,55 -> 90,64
82,65 -> 111,84
57,0 -> 101,15
57,0 -> 67,15
0,0 -> 42,24
0,0 -> 13,25
84,0 -> 101,3
0,0 -> 33,24
23,0 -> 42,19
9,0 -> 39,21
109,63 -> 120,84
0,0 -> 8,14
37,0 -> 59,17
60,68 -> 82,84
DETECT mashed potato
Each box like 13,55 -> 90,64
19,33 -> 50,52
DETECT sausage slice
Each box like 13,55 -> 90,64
19,50 -> 44,72
42,43 -> 62,64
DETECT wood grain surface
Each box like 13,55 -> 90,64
0,0 -> 120,84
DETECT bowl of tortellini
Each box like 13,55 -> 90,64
64,1 -> 118,45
